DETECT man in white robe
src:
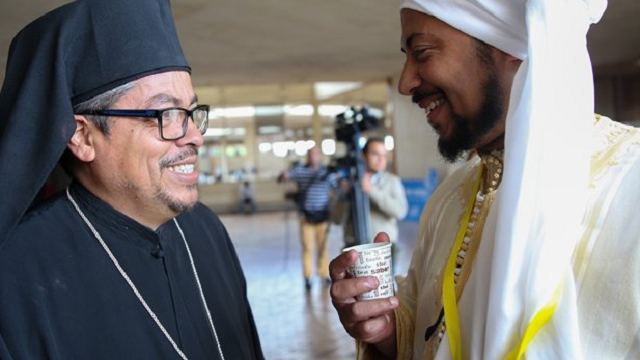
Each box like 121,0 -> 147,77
329,0 -> 640,358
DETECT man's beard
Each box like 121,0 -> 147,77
438,71 -> 504,163
158,185 -> 199,213
158,148 -> 199,213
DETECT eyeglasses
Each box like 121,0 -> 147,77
77,105 -> 210,140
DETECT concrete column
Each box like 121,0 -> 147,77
245,118 -> 257,175
218,136 -> 229,182
311,85 -> 322,145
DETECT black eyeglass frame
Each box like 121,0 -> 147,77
76,105 -> 210,140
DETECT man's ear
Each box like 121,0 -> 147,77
67,115 -> 97,163
496,50 -> 522,75
492,49 -> 523,90
506,54 -> 523,74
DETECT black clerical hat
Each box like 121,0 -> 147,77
0,0 -> 190,245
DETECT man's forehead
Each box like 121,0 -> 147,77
143,93 -> 198,107
400,10 -> 450,49
401,9 -> 448,34
399,0 -> 529,59
129,71 -> 196,107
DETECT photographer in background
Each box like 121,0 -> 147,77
334,137 -> 408,264
278,146 -> 339,291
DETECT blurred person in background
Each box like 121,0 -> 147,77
333,137 -> 408,270
279,146 -> 339,291
238,181 -> 257,214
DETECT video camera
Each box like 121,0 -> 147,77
331,106 -> 382,175
334,106 -> 381,144
331,106 -> 382,245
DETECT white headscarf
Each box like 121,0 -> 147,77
400,0 -> 606,358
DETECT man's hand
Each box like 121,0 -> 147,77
361,172 -> 372,193
277,171 -> 289,183
329,232 -> 398,357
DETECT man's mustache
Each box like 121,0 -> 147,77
159,148 -> 198,168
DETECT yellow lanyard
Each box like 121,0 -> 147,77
442,164 -> 483,360
505,279 -> 564,360
441,163 -> 564,360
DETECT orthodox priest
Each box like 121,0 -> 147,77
0,0 -> 263,359
329,0 -> 640,359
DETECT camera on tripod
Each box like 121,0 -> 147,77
331,106 -> 382,176
335,106 -> 381,145
331,106 -> 383,245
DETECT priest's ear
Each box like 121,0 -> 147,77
66,115 -> 97,163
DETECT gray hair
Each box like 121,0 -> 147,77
61,81 -> 135,175
72,81 -> 136,135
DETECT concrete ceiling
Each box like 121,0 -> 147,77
1,0 -> 639,106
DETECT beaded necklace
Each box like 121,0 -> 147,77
66,188 -> 225,360
429,153 -> 504,359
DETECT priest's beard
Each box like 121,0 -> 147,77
157,149 -> 199,213
438,70 -> 504,163
158,185 -> 199,213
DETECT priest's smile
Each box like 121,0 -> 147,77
165,159 -> 199,185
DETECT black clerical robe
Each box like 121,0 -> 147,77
0,183 -> 263,360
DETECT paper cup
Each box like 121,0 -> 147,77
342,242 -> 394,300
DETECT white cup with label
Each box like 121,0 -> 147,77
342,242 -> 394,301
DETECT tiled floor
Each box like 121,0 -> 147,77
220,210 -> 418,360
